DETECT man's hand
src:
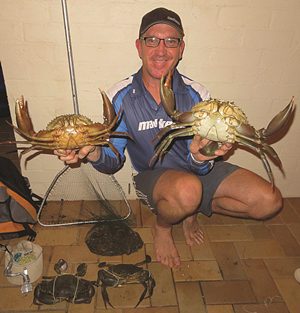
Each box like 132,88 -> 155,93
190,135 -> 232,162
54,146 -> 100,164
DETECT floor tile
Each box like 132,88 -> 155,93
247,224 -> 274,240
234,240 -> 285,259
210,242 -> 246,280
146,262 -> 177,307
287,223 -> 300,244
205,225 -> 253,242
286,197 -> 300,215
135,227 -> 153,243
206,305 -> 234,313
268,224 -> 300,256
123,307 -> 179,313
173,260 -> 222,282
241,259 -> 282,303
201,280 -> 256,304
0,286 -> 40,310
278,199 -> 300,223
274,277 -> 300,313
176,282 -> 206,313
190,240 -> 216,260
68,298 -> 96,313
234,303 -> 290,313
60,200 -> 83,220
38,200 -> 62,222
95,309 -> 122,313
96,283 -> 150,309
35,227 -> 79,246
264,257 -> 300,278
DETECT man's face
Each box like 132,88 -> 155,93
136,24 -> 185,82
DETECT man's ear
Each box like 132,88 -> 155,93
135,38 -> 142,58
179,40 -> 185,60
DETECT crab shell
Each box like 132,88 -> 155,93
189,99 -> 250,143
150,72 -> 295,187
97,255 -> 155,308
7,92 -> 131,159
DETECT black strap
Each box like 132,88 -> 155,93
22,223 -> 37,241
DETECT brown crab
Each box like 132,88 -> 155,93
2,92 -> 130,159
150,72 -> 295,186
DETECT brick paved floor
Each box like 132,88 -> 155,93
0,198 -> 300,313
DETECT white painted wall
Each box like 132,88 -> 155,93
0,0 -> 299,199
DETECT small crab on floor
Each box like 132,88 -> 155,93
1,91 -> 131,160
97,255 -> 155,308
150,71 -> 295,187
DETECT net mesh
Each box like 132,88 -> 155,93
37,162 -> 133,227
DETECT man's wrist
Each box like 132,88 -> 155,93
190,153 -> 209,164
87,146 -> 100,162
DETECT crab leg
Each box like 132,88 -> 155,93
100,285 -> 114,309
259,97 -> 295,138
150,127 -> 194,166
153,122 -> 192,143
237,137 -> 275,187
236,133 -> 283,170
135,281 -> 150,308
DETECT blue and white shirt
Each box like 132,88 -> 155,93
91,68 -> 214,175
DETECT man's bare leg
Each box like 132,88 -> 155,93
152,170 -> 203,268
210,168 -> 282,219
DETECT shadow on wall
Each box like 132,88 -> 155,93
0,63 -> 9,118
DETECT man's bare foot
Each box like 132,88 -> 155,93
152,219 -> 180,268
183,214 -> 204,246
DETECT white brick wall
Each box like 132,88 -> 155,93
0,0 -> 299,198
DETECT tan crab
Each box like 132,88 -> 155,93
150,72 -> 295,186
2,92 -> 130,160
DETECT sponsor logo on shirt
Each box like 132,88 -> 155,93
138,118 -> 173,131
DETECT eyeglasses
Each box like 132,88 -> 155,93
140,36 -> 182,48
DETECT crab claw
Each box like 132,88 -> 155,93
260,97 -> 295,138
54,259 -> 68,274
99,90 -> 116,126
160,71 -> 178,118
15,96 -> 36,136
76,263 -> 87,277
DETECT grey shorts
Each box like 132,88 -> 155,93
133,160 -> 239,216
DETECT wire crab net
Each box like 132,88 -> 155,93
37,162 -> 133,227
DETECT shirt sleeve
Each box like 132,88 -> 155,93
89,105 -> 128,174
187,152 -> 215,175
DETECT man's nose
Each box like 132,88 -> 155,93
156,40 -> 167,53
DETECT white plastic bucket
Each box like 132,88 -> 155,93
4,240 -> 43,285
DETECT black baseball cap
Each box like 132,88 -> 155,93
139,7 -> 184,37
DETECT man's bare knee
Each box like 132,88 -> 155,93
174,174 -> 202,214
249,188 -> 282,220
